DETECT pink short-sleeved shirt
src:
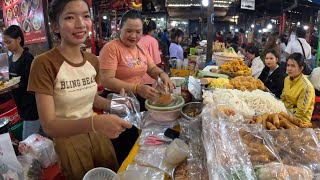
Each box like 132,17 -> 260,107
99,39 -> 155,84
139,35 -> 162,84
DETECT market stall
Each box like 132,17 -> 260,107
1,46 -> 319,180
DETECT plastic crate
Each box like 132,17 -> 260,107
9,121 -> 23,141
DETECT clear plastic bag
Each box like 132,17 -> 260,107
151,77 -> 174,107
201,103 -> 247,124
267,129 -> 320,176
18,134 -> 57,168
138,128 -> 172,146
133,145 -> 174,174
126,163 -> 165,180
108,92 -> 142,129
0,133 -> 23,180
17,154 -> 42,180
239,125 -> 282,166
202,119 -> 256,180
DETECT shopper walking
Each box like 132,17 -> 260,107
3,25 -> 41,140
285,27 -> 312,74
28,1 -> 131,179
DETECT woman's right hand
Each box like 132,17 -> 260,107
136,84 -> 159,100
94,114 -> 132,139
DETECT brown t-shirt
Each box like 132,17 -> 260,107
28,48 -> 99,120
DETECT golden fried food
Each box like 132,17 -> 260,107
228,76 -> 265,91
220,59 -> 252,75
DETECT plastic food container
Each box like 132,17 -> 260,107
145,96 -> 185,122
83,167 -> 118,180
213,52 -> 243,66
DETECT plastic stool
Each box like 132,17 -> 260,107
312,96 -> 320,120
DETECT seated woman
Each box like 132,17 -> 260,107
98,10 -> 174,164
246,45 -> 265,78
281,53 -> 315,122
258,49 -> 287,98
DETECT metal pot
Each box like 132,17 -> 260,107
0,117 -> 10,134
180,102 -> 203,121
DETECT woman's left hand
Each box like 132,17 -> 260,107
160,72 -> 174,92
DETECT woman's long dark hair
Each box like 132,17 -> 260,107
3,25 -> 24,47
170,28 -> 184,44
287,53 -> 306,68
143,18 -> 156,35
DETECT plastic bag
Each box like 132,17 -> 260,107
255,162 -> 313,180
126,163 -> 165,180
238,125 -> 282,166
267,129 -> 320,175
0,133 -> 23,180
18,134 -> 57,168
151,77 -> 174,107
134,145 -> 174,174
138,128 -> 172,146
108,92 -> 142,129
17,154 -> 42,180
201,103 -> 247,124
202,119 -> 256,180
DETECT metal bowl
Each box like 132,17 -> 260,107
0,117 -> 10,134
180,102 -> 203,121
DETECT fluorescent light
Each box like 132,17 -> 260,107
202,0 -> 208,6
263,28 -> 267,32
258,30 -> 262,33
103,16 -> 107,20
161,18 -> 164,22
171,21 -> 177,27
267,24 -> 272,29
235,28 -> 239,32
251,24 -> 254,28
304,25 -> 309,30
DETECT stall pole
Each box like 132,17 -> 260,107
89,0 -> 96,55
316,10 -> 320,67
206,0 -> 214,62
98,12 -> 103,48
308,16 -> 313,44
280,13 -> 286,35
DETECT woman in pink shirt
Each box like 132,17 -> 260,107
139,19 -> 162,85
99,10 -> 173,164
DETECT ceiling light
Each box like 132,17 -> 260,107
267,24 -> 272,29
103,16 -> 107,20
202,0 -> 208,7
251,24 -> 254,28
304,25 -> 309,30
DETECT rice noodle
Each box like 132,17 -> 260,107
203,89 -> 287,117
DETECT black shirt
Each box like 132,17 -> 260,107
258,66 -> 287,99
9,48 -> 38,120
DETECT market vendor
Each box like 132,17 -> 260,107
281,53 -> 315,122
258,49 -> 287,98
98,10 -> 174,164
3,25 -> 41,140
246,45 -> 265,78
169,28 -> 184,60
27,1 -> 132,179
